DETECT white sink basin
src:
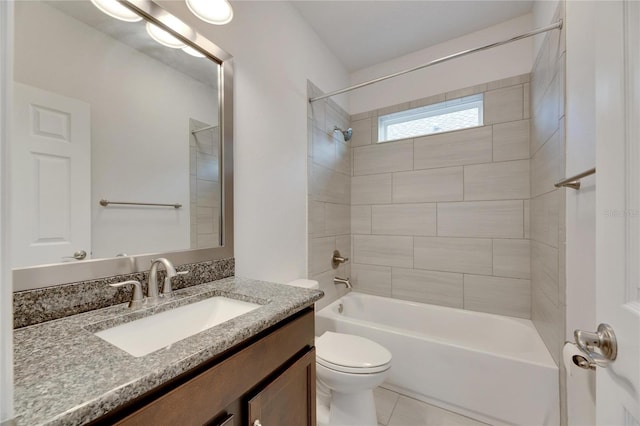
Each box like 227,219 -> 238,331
95,297 -> 261,357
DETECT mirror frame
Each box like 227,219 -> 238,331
12,0 -> 234,291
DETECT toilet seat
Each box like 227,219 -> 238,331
316,332 -> 391,374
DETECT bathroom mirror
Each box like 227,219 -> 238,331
11,0 -> 234,290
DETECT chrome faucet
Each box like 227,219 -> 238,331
334,276 -> 352,289
148,258 -> 177,303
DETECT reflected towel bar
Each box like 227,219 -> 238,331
554,167 -> 596,190
99,199 -> 182,209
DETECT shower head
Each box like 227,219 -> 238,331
334,126 -> 353,142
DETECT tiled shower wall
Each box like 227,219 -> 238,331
348,75 -> 532,319
530,4 -> 566,367
307,82 -> 351,309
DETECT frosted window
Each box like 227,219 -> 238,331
378,94 -> 483,143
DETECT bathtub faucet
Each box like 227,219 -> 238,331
334,276 -> 352,289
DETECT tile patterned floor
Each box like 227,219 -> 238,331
374,387 -> 490,426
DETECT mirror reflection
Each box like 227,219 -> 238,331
12,0 -> 222,269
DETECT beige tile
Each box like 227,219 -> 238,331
464,274 -> 531,319
196,153 -> 219,182
351,118 -> 373,147
438,201 -> 524,238
524,199 -> 530,239
351,111 -> 372,122
335,140 -> 351,175
354,140 -> 413,176
531,240 -> 559,306
325,203 -> 350,236
524,82 -> 531,120
310,163 -> 350,204
310,236 -> 335,275
309,200 -> 325,236
352,174 -> 392,205
445,83 -> 488,100
377,101 -> 411,117
312,125 -> 336,170
493,120 -> 530,162
196,207 -> 215,234
388,396 -> 488,426
392,268 -> 463,308
531,75 -> 560,156
374,387 -> 399,425
335,235 -> 352,280
351,205 -> 372,235
372,203 -> 436,236
531,283 -> 564,365
414,237 -> 492,275
353,235 -> 413,268
413,126 -> 492,170
530,190 -> 560,248
393,167 -> 463,203
313,269 -> 343,311
531,128 -> 564,199
351,263 -> 392,297
197,233 -> 218,248
197,179 -> 220,208
486,74 -> 530,90
409,93 -> 446,108
484,85 -> 524,125
464,160 -> 530,201
494,239 -> 530,279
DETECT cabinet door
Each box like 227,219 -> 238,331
248,349 -> 316,426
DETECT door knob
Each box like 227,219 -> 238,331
574,323 -> 617,368
62,250 -> 87,260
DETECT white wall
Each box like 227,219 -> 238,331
159,1 -> 350,283
14,1 -> 218,260
348,14 -> 533,114
563,1 -> 597,424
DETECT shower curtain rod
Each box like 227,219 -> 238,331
309,20 -> 563,103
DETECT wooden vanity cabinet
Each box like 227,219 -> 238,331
96,308 -> 316,426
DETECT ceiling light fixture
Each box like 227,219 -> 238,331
186,0 -> 234,25
89,0 -> 143,22
145,21 -> 186,48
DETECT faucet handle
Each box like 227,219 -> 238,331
109,280 -> 145,308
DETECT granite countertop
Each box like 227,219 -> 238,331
13,277 -> 323,426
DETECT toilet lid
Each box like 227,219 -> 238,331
316,332 -> 391,373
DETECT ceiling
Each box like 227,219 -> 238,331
290,1 -> 534,72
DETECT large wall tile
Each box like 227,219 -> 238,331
494,239 -> 531,279
531,128 -> 564,198
353,235 -> 413,268
414,237 -> 492,275
352,174 -> 392,205
464,274 -> 531,319
530,190 -> 559,248
438,201 -> 524,238
392,268 -> 463,308
351,263 -> 392,296
531,283 -> 564,365
531,240 -> 559,306
531,76 -> 560,156
335,140 -> 351,175
325,203 -> 350,236
310,163 -> 349,204
309,200 -> 325,236
413,126 -> 492,170
351,205 -> 371,234
309,236 -> 335,275
372,204 -> 436,236
350,118 -> 372,147
312,125 -> 336,170
484,85 -> 524,124
393,167 -> 463,203
464,160 -> 530,201
354,140 -> 413,175
493,120 -> 530,161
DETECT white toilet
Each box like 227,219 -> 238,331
287,279 -> 392,426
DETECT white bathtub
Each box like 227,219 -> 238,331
316,292 -> 559,426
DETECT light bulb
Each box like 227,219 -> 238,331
90,0 -> 143,22
186,0 -> 233,25
182,46 -> 206,58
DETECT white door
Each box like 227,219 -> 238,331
595,1 -> 640,424
11,83 -> 91,268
